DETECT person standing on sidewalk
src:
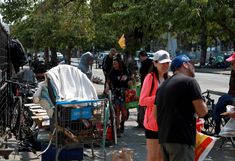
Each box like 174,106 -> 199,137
78,51 -> 94,80
102,48 -> 117,94
213,52 -> 235,135
107,56 -> 130,137
137,50 -> 153,128
156,55 -> 208,161
139,50 -> 171,161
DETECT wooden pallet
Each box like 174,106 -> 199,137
27,104 -> 50,128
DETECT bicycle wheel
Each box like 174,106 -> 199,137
201,111 -> 215,135
108,90 -> 117,145
10,96 -> 22,133
109,102 -> 117,145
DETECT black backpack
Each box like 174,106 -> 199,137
10,39 -> 27,71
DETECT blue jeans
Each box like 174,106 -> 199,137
213,94 -> 235,134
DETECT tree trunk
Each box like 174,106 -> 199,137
200,20 -> 207,66
51,47 -> 58,67
125,27 -> 143,56
67,47 -> 72,65
44,47 -> 49,68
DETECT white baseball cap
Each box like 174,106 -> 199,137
153,50 -> 171,63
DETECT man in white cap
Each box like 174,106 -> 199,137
213,52 -> 235,135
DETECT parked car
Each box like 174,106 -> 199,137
97,52 -> 109,68
36,51 -> 64,63
56,52 -> 65,63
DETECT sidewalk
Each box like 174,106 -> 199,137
2,66 -> 235,161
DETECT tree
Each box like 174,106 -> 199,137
0,0 -> 36,24
1,0 -> 95,66
2,0 -> 235,67
207,0 -> 235,50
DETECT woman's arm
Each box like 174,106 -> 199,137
139,73 -> 157,107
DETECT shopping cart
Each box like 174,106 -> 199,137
54,99 -> 109,161
36,65 -> 111,161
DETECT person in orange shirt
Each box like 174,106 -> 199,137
139,50 -> 171,161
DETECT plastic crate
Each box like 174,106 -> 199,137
70,106 -> 92,120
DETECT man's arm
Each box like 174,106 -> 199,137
221,111 -> 235,119
192,99 -> 208,117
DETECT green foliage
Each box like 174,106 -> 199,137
0,0 -> 36,23
1,0 -> 235,62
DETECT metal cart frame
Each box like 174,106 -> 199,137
54,99 -> 109,161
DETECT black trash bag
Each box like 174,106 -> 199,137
10,39 -> 27,73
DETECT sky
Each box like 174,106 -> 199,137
0,0 -> 2,22
0,0 -> 10,33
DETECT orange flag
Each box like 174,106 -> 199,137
118,34 -> 126,49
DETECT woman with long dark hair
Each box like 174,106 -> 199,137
139,50 -> 171,161
107,56 -> 130,137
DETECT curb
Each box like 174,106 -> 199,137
195,68 -> 231,75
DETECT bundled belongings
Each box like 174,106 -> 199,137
45,64 -> 98,102
33,64 -> 98,117
10,39 -> 27,73
111,148 -> 134,161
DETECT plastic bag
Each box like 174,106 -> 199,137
219,105 -> 235,137
195,131 -> 217,161
125,85 -> 140,109
219,118 -> 235,137
196,118 -> 205,132
111,148 -> 134,161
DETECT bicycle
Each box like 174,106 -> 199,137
110,87 -> 129,138
7,79 -> 38,153
201,90 -> 229,136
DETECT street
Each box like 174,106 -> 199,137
196,72 -> 230,93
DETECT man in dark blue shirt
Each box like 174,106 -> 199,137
156,55 -> 208,161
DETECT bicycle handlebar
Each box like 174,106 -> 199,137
6,80 -> 37,89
